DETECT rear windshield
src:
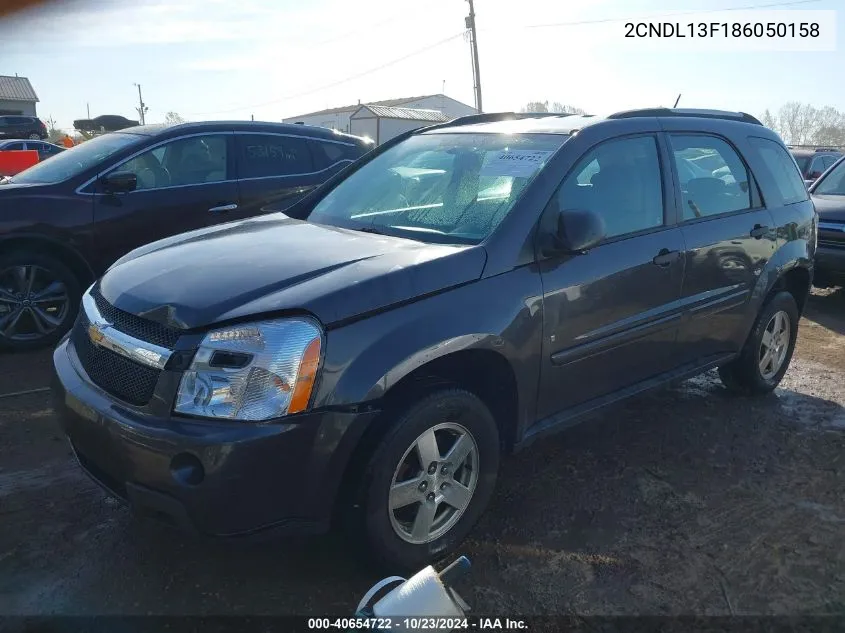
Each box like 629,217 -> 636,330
9,132 -> 143,185
308,132 -> 567,244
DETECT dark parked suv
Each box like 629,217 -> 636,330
0,121 -> 372,350
808,155 -> 845,287
53,108 -> 816,570
0,115 -> 48,140
789,146 -> 842,187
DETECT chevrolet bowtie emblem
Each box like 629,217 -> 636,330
88,322 -> 108,346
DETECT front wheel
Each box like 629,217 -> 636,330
0,252 -> 81,352
718,291 -> 799,395
357,389 -> 500,571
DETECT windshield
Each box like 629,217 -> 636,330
308,132 -> 567,244
9,133 -> 144,185
813,158 -> 845,195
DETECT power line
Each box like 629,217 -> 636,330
516,0 -> 823,29
183,31 -> 465,117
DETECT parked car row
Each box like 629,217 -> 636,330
0,121 -> 373,350
0,138 -> 65,161
49,108 -> 816,569
789,146 -> 842,187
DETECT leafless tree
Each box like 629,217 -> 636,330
760,102 -> 845,147
551,102 -> 586,115
522,101 -> 549,113
522,101 -> 586,114
164,111 -> 187,125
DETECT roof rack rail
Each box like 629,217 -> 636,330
607,108 -> 762,126
430,111 -> 576,130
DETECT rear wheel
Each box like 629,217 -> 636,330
356,389 -> 499,571
0,252 -> 81,352
27,133 -> 41,140
718,291 -> 799,395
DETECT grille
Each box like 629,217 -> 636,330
71,312 -> 161,406
91,286 -> 181,348
819,239 -> 845,249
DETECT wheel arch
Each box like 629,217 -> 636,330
0,234 -> 96,289
330,345 -> 521,528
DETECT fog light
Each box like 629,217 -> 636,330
170,453 -> 205,486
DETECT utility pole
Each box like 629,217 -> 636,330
133,83 -> 148,125
86,102 -> 90,118
465,0 -> 483,113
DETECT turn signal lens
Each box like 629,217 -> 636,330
288,337 -> 321,414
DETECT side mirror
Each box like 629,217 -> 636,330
808,170 -> 823,180
554,208 -> 606,253
101,170 -> 137,193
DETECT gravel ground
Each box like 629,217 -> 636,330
0,288 -> 843,616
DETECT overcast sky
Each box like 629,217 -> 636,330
0,0 -> 842,131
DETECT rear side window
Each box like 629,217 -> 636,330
669,135 -> 751,220
237,134 -> 313,179
4,141 -> 25,150
559,135 -> 664,239
310,140 -> 363,170
749,137 -> 809,206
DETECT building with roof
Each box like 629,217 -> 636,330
349,105 -> 451,145
0,75 -> 39,116
282,94 -> 476,137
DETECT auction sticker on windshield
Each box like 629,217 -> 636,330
481,150 -> 554,178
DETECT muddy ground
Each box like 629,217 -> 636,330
0,289 -> 844,616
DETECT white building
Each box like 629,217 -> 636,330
283,94 -> 476,136
349,105 -> 451,145
0,75 -> 39,116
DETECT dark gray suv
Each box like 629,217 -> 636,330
53,108 -> 816,570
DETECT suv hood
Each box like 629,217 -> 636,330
98,214 -> 487,330
812,194 -> 845,222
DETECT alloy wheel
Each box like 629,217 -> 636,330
0,265 -> 70,342
759,310 -> 790,380
388,422 -> 479,545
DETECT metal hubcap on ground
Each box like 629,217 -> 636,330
388,422 -> 479,545
0,265 -> 69,341
759,310 -> 790,380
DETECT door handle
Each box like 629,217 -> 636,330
652,248 -> 681,267
208,203 -> 238,213
750,224 -> 769,239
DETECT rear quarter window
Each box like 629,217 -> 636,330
309,140 -> 365,170
749,137 -> 809,206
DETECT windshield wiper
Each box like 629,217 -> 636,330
356,226 -> 385,235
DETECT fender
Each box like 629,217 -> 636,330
313,266 -> 545,438
743,236 -> 813,344
0,231 -> 95,279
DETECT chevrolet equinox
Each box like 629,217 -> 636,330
53,109 -> 816,570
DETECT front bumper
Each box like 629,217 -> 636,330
52,338 -> 378,537
815,244 -> 845,283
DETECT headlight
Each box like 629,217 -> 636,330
174,317 -> 322,421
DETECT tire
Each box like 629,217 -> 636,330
718,291 -> 799,395
28,133 -> 41,140
0,251 -> 82,352
355,388 -> 500,571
